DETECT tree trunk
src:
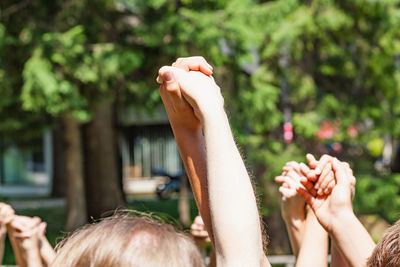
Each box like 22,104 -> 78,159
178,172 -> 190,227
62,116 -> 87,231
51,120 -> 66,198
84,101 -> 124,219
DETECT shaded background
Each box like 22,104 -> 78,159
1,0 -> 400,264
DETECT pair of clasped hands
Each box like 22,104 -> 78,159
275,154 -> 356,233
0,203 -> 47,248
0,202 -> 53,267
156,56 -> 223,131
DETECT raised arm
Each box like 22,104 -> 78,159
201,88 -> 265,266
275,162 -> 308,256
158,64 -> 268,266
37,222 -> 55,266
331,240 -> 350,267
0,203 -> 15,264
7,216 -> 43,267
0,225 -> 5,264
157,57 -> 214,245
298,157 -> 375,267
304,155 -> 349,267
295,209 -> 328,267
275,162 -> 328,266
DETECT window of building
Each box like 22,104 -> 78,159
122,124 -> 181,179
0,131 -> 51,188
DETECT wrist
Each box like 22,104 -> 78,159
199,106 -> 227,126
0,225 -> 6,237
329,209 -> 356,235
283,215 -> 305,231
281,202 -> 306,225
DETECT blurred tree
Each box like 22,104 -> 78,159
18,3 -> 144,224
0,0 -> 142,229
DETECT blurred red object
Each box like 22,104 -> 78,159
317,121 -> 335,140
283,122 -> 293,143
347,125 -> 358,138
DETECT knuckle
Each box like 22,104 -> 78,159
196,55 -> 205,59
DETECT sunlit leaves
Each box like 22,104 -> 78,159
21,48 -> 89,120
21,24 -> 143,121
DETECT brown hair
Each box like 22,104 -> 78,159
367,219 -> 400,267
51,211 -> 205,267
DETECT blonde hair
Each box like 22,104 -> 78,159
367,219 -> 400,267
51,211 -> 205,267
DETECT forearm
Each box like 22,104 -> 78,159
296,210 -> 328,267
208,246 -> 216,267
330,211 -> 375,267
203,110 -> 264,264
39,236 -> 55,266
283,218 -> 305,257
8,239 -> 42,267
6,225 -> 42,267
6,225 -> 25,267
22,246 -> 42,267
331,240 -> 350,267
0,231 -> 6,264
171,125 -> 214,242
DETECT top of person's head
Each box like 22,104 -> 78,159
51,211 -> 204,267
367,219 -> 400,267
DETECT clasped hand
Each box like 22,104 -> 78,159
157,57 -> 224,128
276,154 -> 356,233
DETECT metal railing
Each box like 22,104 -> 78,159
267,254 -> 331,267
268,255 -> 296,267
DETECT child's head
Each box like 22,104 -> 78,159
367,219 -> 400,267
52,211 -> 204,267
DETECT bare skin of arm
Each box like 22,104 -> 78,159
305,154 -> 349,267
157,57 -> 214,247
0,225 -> 6,264
298,158 -> 375,267
331,240 -> 350,267
275,162 -> 307,257
295,209 -> 328,267
0,203 -> 15,264
7,216 -> 43,267
276,161 -> 328,266
158,62 -> 268,266
37,222 -> 55,266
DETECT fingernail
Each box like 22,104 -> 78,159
164,71 -> 173,82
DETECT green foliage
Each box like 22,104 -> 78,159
21,24 -> 144,121
22,47 -> 88,120
354,173 -> 400,223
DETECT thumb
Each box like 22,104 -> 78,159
296,187 -> 315,210
306,153 -> 317,168
159,67 -> 182,97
